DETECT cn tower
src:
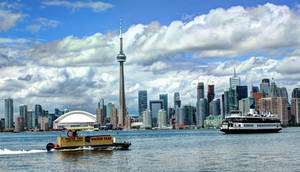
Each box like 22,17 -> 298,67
117,18 -> 126,128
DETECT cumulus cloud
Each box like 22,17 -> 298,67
27,3 -> 300,67
27,32 -> 117,66
1,55 -> 300,115
42,0 -> 114,12
210,57 -> 278,76
276,56 -> 300,74
0,37 -> 30,67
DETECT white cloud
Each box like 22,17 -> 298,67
26,3 -> 300,67
26,17 -> 60,33
0,9 -> 22,31
42,0 -> 114,12
276,56 -> 300,74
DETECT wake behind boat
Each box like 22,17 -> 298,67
220,109 -> 282,134
46,127 -> 131,151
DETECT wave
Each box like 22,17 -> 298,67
0,149 -> 47,155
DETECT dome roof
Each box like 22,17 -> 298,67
54,111 -> 96,123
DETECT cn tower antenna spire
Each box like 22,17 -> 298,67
120,17 -> 122,38
119,17 -> 123,54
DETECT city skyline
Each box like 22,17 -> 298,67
1,0 -> 300,117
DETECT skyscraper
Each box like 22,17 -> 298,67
230,68 -> 241,90
277,87 -> 288,98
196,98 -> 208,127
34,104 -> 42,129
98,98 -> 106,119
110,106 -> 118,129
174,92 -> 180,109
158,109 -> 167,129
48,113 -> 55,130
150,100 -> 163,127
15,117 -> 24,132
258,97 -> 288,126
19,105 -> 28,128
4,98 -> 13,129
197,82 -> 204,99
106,102 -> 114,118
184,105 -> 193,126
142,110 -> 152,129
238,97 -> 255,115
196,83 -> 206,127
221,94 -> 225,118
177,107 -> 185,126
159,94 -> 168,118
291,98 -> 300,124
207,85 -> 215,104
27,109 -> 33,129
269,82 -> 277,97
236,86 -> 248,101
40,116 -> 48,131
96,108 -> 104,126
138,90 -> 147,116
251,86 -> 259,93
252,92 -> 263,111
209,99 -> 221,116
224,88 -> 238,116
260,78 -> 270,97
117,19 -> 127,129
292,88 -> 300,98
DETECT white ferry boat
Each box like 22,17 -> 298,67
220,110 -> 282,134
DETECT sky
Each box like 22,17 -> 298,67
1,0 -> 300,117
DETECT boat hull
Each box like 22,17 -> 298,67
47,142 -> 131,151
220,128 -> 282,134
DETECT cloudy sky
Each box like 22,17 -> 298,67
0,0 -> 300,117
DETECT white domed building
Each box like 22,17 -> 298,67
53,111 -> 96,129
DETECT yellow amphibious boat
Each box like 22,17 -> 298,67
46,127 -> 131,151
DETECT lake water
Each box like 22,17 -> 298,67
0,128 -> 300,171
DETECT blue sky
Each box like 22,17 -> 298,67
0,0 -> 300,117
3,0 -> 299,41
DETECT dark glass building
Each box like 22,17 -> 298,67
224,88 -> 238,116
197,82 -> 204,99
4,98 -> 13,129
138,90 -> 147,116
292,88 -> 300,98
207,85 -> 215,104
159,94 -> 168,117
251,86 -> 259,93
174,92 -> 180,109
209,99 -> 221,116
236,86 -> 248,101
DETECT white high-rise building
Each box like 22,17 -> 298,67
142,110 -> 152,129
158,109 -> 167,129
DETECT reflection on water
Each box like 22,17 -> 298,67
57,150 -> 114,162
